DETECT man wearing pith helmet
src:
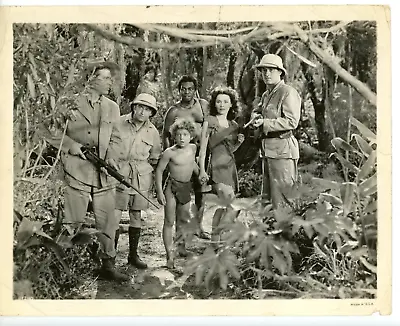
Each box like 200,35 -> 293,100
113,93 -> 162,269
250,54 -> 301,209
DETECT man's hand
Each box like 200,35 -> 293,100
252,118 -> 264,128
69,143 -> 86,160
237,133 -> 245,143
101,158 -> 119,177
157,191 -> 166,205
199,171 -> 209,184
250,112 -> 262,122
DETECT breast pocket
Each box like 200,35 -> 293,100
139,139 -> 153,157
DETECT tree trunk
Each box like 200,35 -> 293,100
179,48 -> 187,75
201,23 -> 208,97
314,102 -> 330,152
301,63 -> 331,152
227,51 -> 237,88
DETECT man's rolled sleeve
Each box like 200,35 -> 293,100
149,129 -> 162,162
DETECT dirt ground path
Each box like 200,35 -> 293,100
93,194 -> 256,300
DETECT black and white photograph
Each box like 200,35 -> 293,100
1,4 -> 392,317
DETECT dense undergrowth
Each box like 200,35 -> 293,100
182,118 -> 377,299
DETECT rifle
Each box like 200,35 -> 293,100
81,146 -> 160,209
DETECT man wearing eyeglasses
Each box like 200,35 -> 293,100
47,59 -> 129,282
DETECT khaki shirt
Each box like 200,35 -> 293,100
116,114 -> 162,194
49,94 -> 122,192
254,80 -> 301,159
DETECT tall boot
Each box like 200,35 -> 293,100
114,228 -> 120,250
110,229 -> 120,266
128,227 -> 147,269
99,258 -> 129,282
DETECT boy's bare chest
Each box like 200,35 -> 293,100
171,149 -> 194,165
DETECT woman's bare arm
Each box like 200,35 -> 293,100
198,120 -> 210,177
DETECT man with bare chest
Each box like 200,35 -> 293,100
162,75 -> 210,239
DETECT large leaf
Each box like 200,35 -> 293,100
50,96 -> 56,110
56,234 -> 74,249
42,239 -> 71,276
218,264 -> 229,290
340,182 -> 357,217
29,63 -> 39,81
364,199 -> 377,214
312,223 -> 330,238
320,193 -> 343,206
331,137 -> 358,153
360,256 -> 377,274
359,173 -> 377,197
330,152 -> 360,173
348,247 -> 369,259
204,260 -> 218,290
27,73 -> 36,99
333,233 -> 342,250
311,177 -> 341,191
13,209 -> 23,224
247,233 -> 268,263
350,117 -> 377,143
357,150 -> 377,181
195,264 -> 208,286
71,228 -> 99,245
16,218 -> 43,248
65,63 -> 76,87
303,224 -> 315,239
270,246 -> 287,275
352,134 -> 373,157
223,253 -> 241,280
291,220 -> 302,235
274,205 -> 294,223
259,237 -> 270,270
224,220 -> 249,246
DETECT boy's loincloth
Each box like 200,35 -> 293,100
169,177 -> 192,205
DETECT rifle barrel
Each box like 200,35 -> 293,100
82,148 -> 160,209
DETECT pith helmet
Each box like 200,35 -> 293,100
255,54 -> 286,76
132,93 -> 158,116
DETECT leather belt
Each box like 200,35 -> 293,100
263,130 -> 293,139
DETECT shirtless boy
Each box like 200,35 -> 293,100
156,119 -> 198,269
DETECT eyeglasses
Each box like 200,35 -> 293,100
96,76 -> 113,81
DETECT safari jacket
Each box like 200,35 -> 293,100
116,114 -> 162,194
49,94 -> 123,192
253,80 -> 301,159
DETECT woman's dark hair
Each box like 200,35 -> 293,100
209,86 -> 240,121
178,75 -> 198,91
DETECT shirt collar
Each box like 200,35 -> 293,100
84,93 -> 103,106
263,80 -> 284,98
